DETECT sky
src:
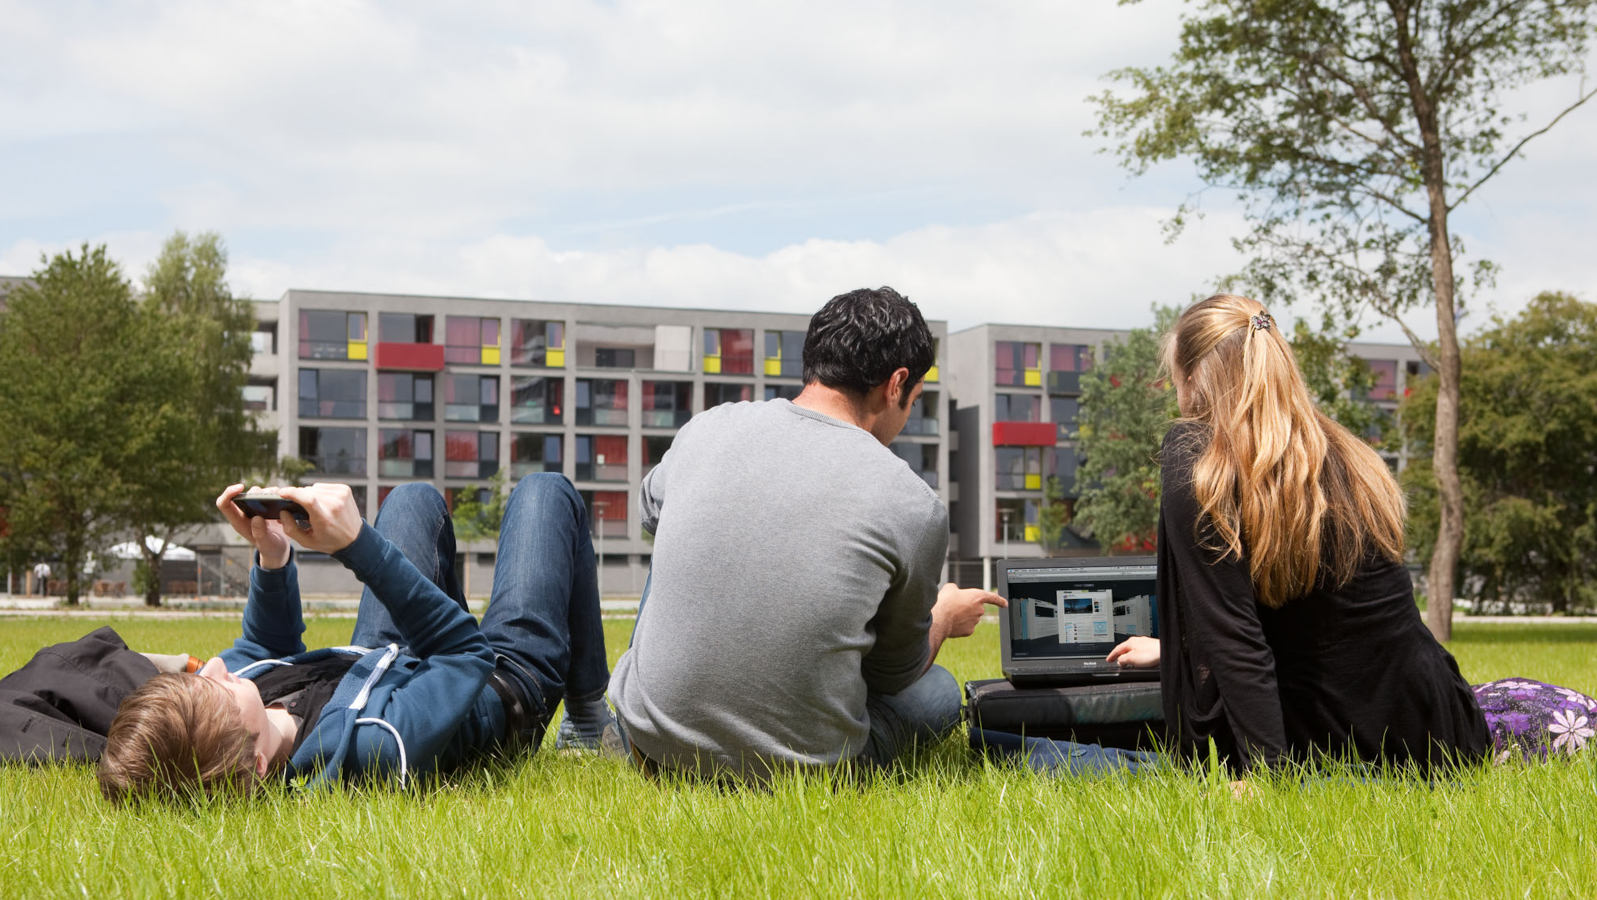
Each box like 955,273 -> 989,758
2,0 -> 1593,341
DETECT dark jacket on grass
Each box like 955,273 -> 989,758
0,626 -> 156,764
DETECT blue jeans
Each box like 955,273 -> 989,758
970,727 -> 1166,775
347,474 -> 610,730
859,664 -> 965,767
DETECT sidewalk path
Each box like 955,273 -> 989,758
0,596 -> 644,618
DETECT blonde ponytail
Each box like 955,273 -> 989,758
1163,295 -> 1405,607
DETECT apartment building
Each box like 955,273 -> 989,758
943,324 -> 1125,584
248,289 -> 951,593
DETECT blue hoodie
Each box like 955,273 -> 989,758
218,523 -> 501,788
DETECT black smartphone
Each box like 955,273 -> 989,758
232,491 -> 310,526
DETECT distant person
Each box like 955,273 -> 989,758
98,476 -> 612,802
32,562 -> 50,596
610,286 -> 1003,781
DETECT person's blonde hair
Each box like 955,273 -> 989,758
1162,294 -> 1405,608
97,673 -> 259,804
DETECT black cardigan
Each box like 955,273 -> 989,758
1156,424 -> 1489,774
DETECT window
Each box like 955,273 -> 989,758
594,347 -> 636,369
996,446 -> 1043,490
379,313 -> 433,343
445,316 -> 501,365
763,384 -> 801,402
1047,447 -> 1080,495
242,383 -> 275,411
642,434 -> 674,476
511,433 -> 563,478
995,340 -> 1041,386
445,430 -> 498,479
299,427 -> 367,475
581,490 -> 628,538
510,319 -> 565,367
1049,344 -> 1092,373
379,428 -> 434,477
1366,359 -> 1399,401
704,382 -> 753,409
762,330 -> 805,378
1050,395 -> 1080,439
445,374 -> 499,422
995,498 -> 1040,543
890,442 -> 939,488
575,379 -> 628,426
299,310 -> 367,361
250,324 -> 276,355
994,393 -> 1041,422
298,369 -> 366,419
901,389 -> 939,436
703,328 -> 754,375
575,434 -> 628,482
346,485 -> 368,518
378,373 -> 434,420
641,380 -> 692,428
511,375 -> 563,424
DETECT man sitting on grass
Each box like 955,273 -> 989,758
610,287 -> 1003,780
98,474 -> 613,801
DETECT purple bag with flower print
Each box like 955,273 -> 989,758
1472,678 -> 1597,763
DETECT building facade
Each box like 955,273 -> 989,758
248,289 -> 951,594
228,289 -> 1429,596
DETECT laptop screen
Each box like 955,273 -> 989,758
1002,558 -> 1159,669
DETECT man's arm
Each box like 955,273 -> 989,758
277,484 -> 496,779
215,484 -> 306,667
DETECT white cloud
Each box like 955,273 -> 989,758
1,0 -> 1593,350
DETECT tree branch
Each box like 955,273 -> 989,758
1450,83 -> 1597,210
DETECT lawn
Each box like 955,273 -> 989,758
1,615 -> 1594,898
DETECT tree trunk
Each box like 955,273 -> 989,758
142,546 -> 164,608
1392,0 -> 1462,641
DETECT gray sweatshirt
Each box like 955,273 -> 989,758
610,399 -> 948,777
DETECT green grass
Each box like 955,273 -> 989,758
2,616 -> 1595,897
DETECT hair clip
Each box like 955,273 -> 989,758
1249,313 -> 1274,334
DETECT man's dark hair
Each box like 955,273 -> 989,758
802,287 -> 935,406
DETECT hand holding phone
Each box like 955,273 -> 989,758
232,491 -> 311,527
216,484 -> 295,570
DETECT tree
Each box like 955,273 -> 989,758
0,246 -> 168,605
1073,307 -> 1181,553
1034,475 -> 1077,555
1094,0 -> 1597,639
125,232 -> 274,606
449,469 -> 514,602
1401,292 -> 1597,615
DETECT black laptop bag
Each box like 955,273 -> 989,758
964,678 -> 1167,750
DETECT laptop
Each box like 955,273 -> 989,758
997,556 -> 1160,687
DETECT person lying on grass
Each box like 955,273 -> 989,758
97,475 -> 614,802
1078,294 -> 1594,775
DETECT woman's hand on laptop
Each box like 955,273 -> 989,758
1107,636 -> 1161,669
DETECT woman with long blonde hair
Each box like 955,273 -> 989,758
1108,293 -> 1490,774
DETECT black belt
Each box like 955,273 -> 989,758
487,666 -> 541,751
